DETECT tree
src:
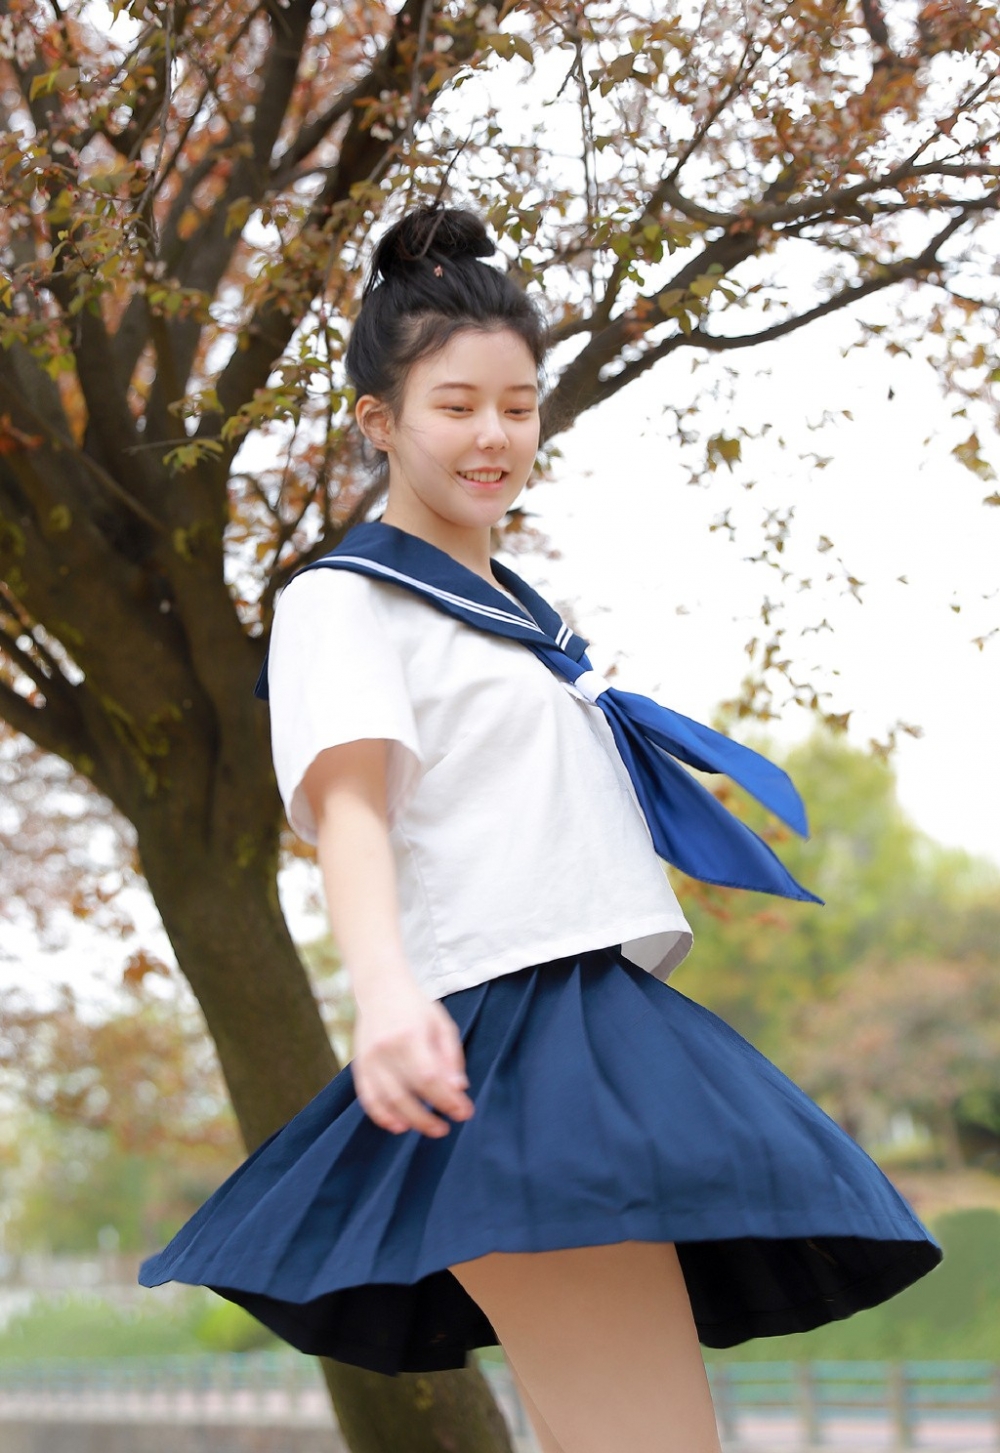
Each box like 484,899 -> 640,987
0,944 -> 356,1253
672,731 -> 1000,1056
0,960 -> 241,1253
783,955 -> 1000,1168
3,2 -> 1000,1446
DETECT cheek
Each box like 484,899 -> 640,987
415,415 -> 464,445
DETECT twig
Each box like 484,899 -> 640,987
132,4 -> 176,251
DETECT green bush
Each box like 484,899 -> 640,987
193,1297 -> 277,1353
0,1289 -> 277,1361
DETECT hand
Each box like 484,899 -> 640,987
352,982 -> 475,1137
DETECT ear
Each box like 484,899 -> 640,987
355,395 -> 393,452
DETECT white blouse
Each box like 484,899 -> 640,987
267,568 -> 693,999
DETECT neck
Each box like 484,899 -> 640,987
380,502 -> 495,583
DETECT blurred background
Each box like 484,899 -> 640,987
1,0 -> 999,1450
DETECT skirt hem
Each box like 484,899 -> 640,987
141,1207 -> 939,1302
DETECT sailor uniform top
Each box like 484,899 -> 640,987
267,567 -> 694,999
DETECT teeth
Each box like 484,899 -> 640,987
461,470 -> 505,482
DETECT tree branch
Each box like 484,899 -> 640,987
660,137 -> 1000,234
911,162 -> 1000,179
250,0 -> 317,177
542,229 -> 760,438
111,139 -> 223,385
144,10 -> 259,212
0,586 -> 65,680
33,294 -> 159,504
0,624 -> 55,693
662,28 -> 761,193
578,26 -> 761,328
0,675 -> 90,767
139,0 -> 328,423
0,619 -> 105,785
258,476 -> 384,625
543,192 -> 998,439
0,370 -> 167,536
270,69 -> 385,186
203,0 -> 447,451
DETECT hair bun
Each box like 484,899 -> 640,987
367,206 -> 495,294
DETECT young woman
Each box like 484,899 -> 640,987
140,206 -> 941,1453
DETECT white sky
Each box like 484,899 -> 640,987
512,309 -> 1000,869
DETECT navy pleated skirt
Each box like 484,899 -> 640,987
139,947 -> 941,1374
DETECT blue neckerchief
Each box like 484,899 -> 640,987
255,521 -> 821,905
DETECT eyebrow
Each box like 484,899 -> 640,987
429,382 -> 538,394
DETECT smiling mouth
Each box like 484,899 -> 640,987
459,469 -> 508,484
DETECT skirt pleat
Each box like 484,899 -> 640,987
139,948 -> 941,1374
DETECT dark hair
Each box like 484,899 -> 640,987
345,205 -> 548,473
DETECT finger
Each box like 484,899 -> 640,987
381,1086 -> 453,1138
432,1012 -> 469,1083
363,1061 -> 453,1137
353,1067 -> 411,1135
403,1050 -> 474,1122
424,1019 -> 475,1119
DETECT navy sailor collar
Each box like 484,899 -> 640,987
298,520 -> 590,662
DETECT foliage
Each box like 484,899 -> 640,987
0,730 -> 144,945
190,1295 -> 280,1353
708,1208 -> 1000,1361
673,732 -> 1000,1050
671,731 -> 1000,1160
0,965 -> 241,1253
0,1289 -> 277,1360
785,955 -> 1000,1166
0,943 -> 354,1254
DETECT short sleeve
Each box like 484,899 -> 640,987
266,569 -> 423,844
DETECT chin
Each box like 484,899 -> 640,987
446,495 -> 520,529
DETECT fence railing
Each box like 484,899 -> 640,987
1,1354 -> 999,1448
707,1361 -> 1000,1449
0,1352 -> 331,1425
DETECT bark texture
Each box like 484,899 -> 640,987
323,1364 -> 515,1453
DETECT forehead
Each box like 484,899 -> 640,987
413,328 -> 538,391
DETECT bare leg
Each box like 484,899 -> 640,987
506,1357 -> 567,1453
452,1241 -> 721,1453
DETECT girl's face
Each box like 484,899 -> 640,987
360,327 -> 541,547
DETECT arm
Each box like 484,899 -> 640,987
302,738 -> 474,1138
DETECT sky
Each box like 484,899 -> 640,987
507,309 -> 1000,870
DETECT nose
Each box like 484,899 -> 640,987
476,408 -> 509,449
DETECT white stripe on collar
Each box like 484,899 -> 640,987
312,555 -> 549,637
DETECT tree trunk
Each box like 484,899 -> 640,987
323,1363 -> 516,1453
137,834 -> 514,1453
139,835 -> 339,1145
